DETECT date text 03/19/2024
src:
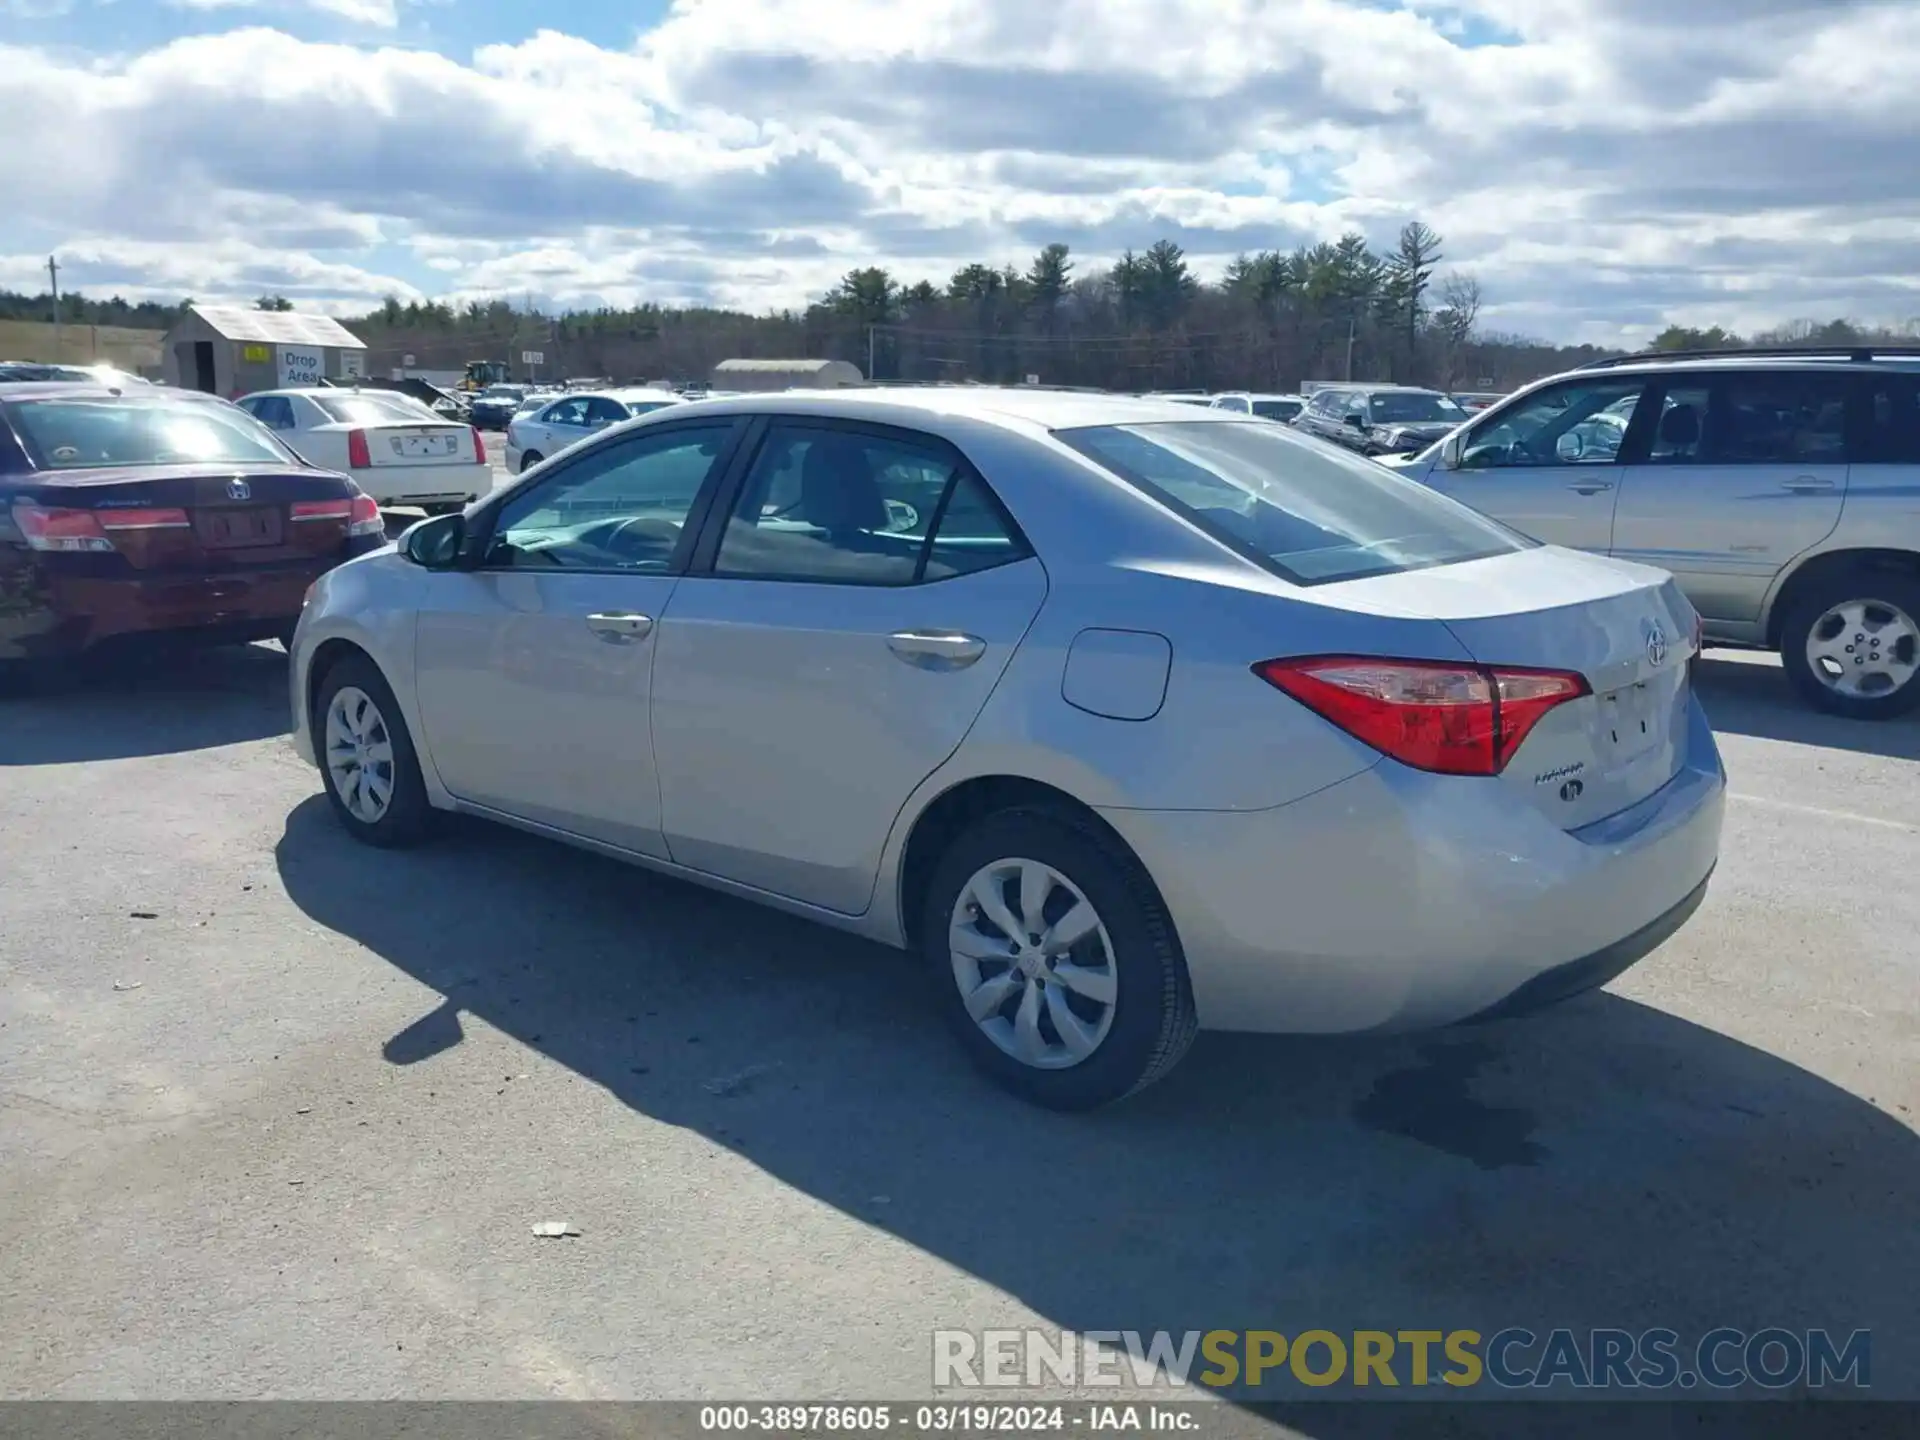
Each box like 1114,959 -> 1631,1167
698,1405 -> 1192,1433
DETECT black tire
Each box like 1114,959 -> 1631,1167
312,652 -> 435,847
920,806 -> 1197,1110
1779,569 -> 1920,720
518,451 -> 543,473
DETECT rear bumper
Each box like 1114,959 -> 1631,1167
355,461 -> 489,507
1098,697 -> 1726,1034
0,538 -> 385,660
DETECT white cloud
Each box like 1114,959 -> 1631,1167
168,0 -> 400,25
3,0 -> 1919,337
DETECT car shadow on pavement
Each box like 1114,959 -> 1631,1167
275,797 -> 1920,1404
0,642 -> 289,765
1694,652 -> 1920,760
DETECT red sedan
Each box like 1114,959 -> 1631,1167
1,383 -> 388,685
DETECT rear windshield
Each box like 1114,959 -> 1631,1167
1059,420 -> 1530,586
1368,391 -> 1463,424
9,397 -> 293,470
314,393 -> 437,425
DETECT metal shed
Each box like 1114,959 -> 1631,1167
710,358 -> 864,392
161,305 -> 368,399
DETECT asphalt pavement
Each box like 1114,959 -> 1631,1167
0,640 -> 1914,1412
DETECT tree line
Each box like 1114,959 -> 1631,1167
5,221 -> 1915,392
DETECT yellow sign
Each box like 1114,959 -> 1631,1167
242,344 -> 272,363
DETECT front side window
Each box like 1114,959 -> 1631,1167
542,398 -> 589,427
1462,378 -> 1648,468
247,395 -> 298,431
712,424 -> 1028,586
485,423 -> 735,572
10,397 -> 295,470
1060,419 -> 1528,587
1646,383 -> 1710,464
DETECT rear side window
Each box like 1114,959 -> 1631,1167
713,423 -> 1030,586
1864,375 -> 1920,463
10,398 -> 292,470
1059,420 -> 1529,586
1709,372 -> 1849,464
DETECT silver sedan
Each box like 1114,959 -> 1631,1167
289,388 -> 1726,1109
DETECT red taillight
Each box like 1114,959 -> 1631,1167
291,493 -> 383,537
471,426 -> 487,464
12,501 -> 113,552
346,428 -> 371,468
347,493 -> 383,536
1254,655 -> 1589,776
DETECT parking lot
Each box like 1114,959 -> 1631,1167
1,629 -> 1914,1403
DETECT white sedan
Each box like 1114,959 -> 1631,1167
505,388 -> 682,474
236,387 -> 491,513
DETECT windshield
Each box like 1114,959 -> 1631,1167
10,397 -> 294,470
1058,420 -> 1528,586
314,393 -> 438,425
1368,392 -> 1463,424
1252,399 -> 1301,421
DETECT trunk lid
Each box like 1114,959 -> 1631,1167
22,464 -> 361,570
1315,546 -> 1698,829
351,423 -> 474,468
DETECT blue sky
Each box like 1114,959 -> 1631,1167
4,0 -> 1917,343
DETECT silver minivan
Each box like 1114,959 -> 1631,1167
1388,347 -> 1920,719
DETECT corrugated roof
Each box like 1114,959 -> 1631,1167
188,305 -> 367,350
712,358 -> 858,375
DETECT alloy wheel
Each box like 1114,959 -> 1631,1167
1805,599 -> 1920,699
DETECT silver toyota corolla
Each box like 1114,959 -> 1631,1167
290,387 -> 1726,1109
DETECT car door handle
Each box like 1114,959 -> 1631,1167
585,612 -> 654,643
1782,476 -> 1834,493
1565,480 -> 1615,494
887,630 -> 986,670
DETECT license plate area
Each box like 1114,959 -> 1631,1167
392,432 -> 458,459
1599,681 -> 1659,762
195,506 -> 283,549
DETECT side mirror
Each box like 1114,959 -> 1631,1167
1344,412 -> 1368,430
1556,431 -> 1587,462
1438,434 -> 1464,470
402,511 -> 465,569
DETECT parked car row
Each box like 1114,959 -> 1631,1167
13,346 -> 1918,1108
505,387 -> 684,473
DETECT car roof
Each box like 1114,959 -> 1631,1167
0,382 -> 221,402
652,385 -> 1265,434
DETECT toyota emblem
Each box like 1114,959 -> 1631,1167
1646,623 -> 1668,669
226,478 -> 251,502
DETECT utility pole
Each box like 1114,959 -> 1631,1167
1345,313 -> 1357,381
47,256 -> 62,364
867,324 -> 876,382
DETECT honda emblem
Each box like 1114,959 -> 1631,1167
226,478 -> 251,502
